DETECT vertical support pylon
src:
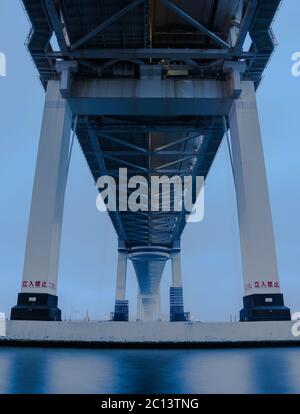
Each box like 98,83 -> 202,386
170,249 -> 189,322
11,81 -> 73,321
113,250 -> 129,321
229,81 -> 291,321
136,288 -> 141,321
130,246 -> 168,321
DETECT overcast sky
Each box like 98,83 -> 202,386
0,0 -> 299,321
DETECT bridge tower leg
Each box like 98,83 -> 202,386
130,246 -> 168,321
113,250 -> 129,321
170,250 -> 189,322
137,293 -> 161,322
229,81 -> 291,322
11,81 -> 72,321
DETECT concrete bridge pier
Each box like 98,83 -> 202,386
130,247 -> 169,321
11,81 -> 73,321
112,250 -> 129,321
137,291 -> 161,322
170,250 -> 189,322
229,81 -> 291,322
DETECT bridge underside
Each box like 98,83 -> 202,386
76,114 -> 224,248
74,95 -> 224,321
11,0 -> 291,323
22,0 -> 281,88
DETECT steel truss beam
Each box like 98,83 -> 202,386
98,132 -> 147,153
154,156 -> 196,172
171,117 -> 221,243
159,0 -> 230,49
154,135 -> 200,152
234,0 -> 258,52
103,153 -> 148,173
86,128 -> 127,240
45,0 -> 233,56
70,0 -> 146,51
89,151 -> 199,157
43,49 -> 257,60
44,0 -> 68,53
107,169 -> 196,175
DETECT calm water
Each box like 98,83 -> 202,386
0,346 -> 299,394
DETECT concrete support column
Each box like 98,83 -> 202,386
229,81 -> 290,321
115,252 -> 127,301
113,251 -> 129,321
11,81 -> 73,321
171,251 -> 183,288
130,246 -> 168,321
170,251 -> 189,322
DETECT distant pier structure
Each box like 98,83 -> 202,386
11,0 -> 291,322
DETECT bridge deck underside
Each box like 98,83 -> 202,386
22,0 -> 281,88
59,0 -> 238,49
76,115 -> 224,248
21,0 -> 282,249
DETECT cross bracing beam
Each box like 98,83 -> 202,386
159,0 -> 230,49
102,154 -> 148,172
153,135 -> 201,153
123,211 -> 149,218
86,150 -> 215,160
122,224 -> 149,232
70,0 -> 147,51
105,169 -> 196,175
43,49 -> 256,60
170,117 -> 224,243
153,156 -> 196,171
46,0 -> 231,53
77,117 -> 217,133
124,226 -> 150,233
150,223 -> 175,229
77,56 -> 224,76
126,229 -> 150,236
80,126 -> 205,133
86,128 -> 127,240
233,0 -> 258,52
87,151 -> 199,157
43,0 -> 69,53
122,217 -> 149,224
123,222 -> 149,230
98,132 -> 147,153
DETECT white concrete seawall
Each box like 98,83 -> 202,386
0,321 -> 300,347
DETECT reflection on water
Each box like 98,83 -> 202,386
0,347 -> 300,394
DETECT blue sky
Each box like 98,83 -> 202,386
0,0 -> 299,321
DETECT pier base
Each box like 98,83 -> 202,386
170,287 -> 190,322
1,320 -> 299,347
10,293 -> 61,321
113,300 -> 129,321
240,294 -> 291,322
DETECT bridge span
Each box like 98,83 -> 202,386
11,0 -> 291,323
